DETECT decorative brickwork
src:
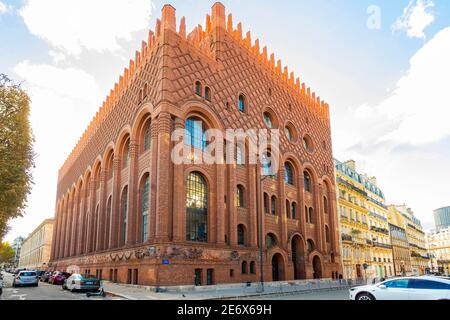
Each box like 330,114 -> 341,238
50,2 -> 342,286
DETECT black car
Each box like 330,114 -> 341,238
36,270 -> 46,280
40,271 -> 54,283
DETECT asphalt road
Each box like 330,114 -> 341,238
0,272 -> 121,300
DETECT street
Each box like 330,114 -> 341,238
0,272 -> 121,301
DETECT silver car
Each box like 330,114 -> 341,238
12,271 -> 39,287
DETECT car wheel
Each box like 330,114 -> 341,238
356,292 -> 375,301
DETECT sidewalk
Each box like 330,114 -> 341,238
102,279 -> 361,300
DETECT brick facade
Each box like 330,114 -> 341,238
49,3 -> 342,286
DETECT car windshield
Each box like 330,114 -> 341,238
20,272 -> 36,277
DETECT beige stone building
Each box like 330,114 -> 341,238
19,219 -> 54,270
388,205 -> 429,275
427,226 -> 450,276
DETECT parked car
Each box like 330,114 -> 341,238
63,274 -> 101,292
49,272 -> 71,285
40,271 -> 54,283
12,271 -> 39,287
13,268 -> 26,275
0,274 -> 4,296
350,276 -> 450,300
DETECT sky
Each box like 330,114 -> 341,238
1,0 -> 449,242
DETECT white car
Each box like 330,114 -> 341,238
63,274 -> 101,292
349,276 -> 450,300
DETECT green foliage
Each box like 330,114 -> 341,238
0,74 -> 35,242
0,242 -> 15,264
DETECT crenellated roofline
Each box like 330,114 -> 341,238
59,2 -> 331,180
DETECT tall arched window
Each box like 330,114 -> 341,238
237,224 -> 245,246
236,144 -> 245,165
286,200 -> 290,218
238,94 -> 246,112
291,202 -> 297,220
262,151 -> 272,176
205,86 -> 211,101
120,186 -> 129,246
186,172 -> 208,242
195,81 -> 202,96
241,261 -> 248,274
236,185 -> 245,208
143,122 -> 151,153
141,175 -> 150,242
105,196 -> 112,248
185,117 -> 207,150
307,239 -> 315,253
308,207 -> 314,224
250,261 -> 256,274
263,193 -> 269,214
304,171 -> 312,192
122,139 -> 130,169
271,196 -> 277,215
263,112 -> 273,128
284,162 -> 294,185
323,196 -> 329,214
325,225 -> 331,243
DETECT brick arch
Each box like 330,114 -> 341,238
102,142 -> 116,164
182,100 -> 225,131
302,162 -> 319,184
288,232 -> 306,248
269,250 -> 288,282
130,104 -> 154,150
115,125 -> 132,157
261,105 -> 280,129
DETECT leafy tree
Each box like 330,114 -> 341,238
0,74 -> 35,242
0,242 -> 15,264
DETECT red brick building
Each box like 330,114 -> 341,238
50,3 -> 342,286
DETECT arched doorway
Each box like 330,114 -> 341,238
312,256 -> 322,279
271,253 -> 284,282
291,235 -> 306,280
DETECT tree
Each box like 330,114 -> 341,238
0,242 -> 15,264
0,74 -> 35,242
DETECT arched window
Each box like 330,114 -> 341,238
284,162 -> 294,185
303,135 -> 314,152
263,112 -> 273,128
291,202 -> 297,220
308,207 -> 314,224
186,172 -> 208,242
236,185 -> 245,208
304,171 -> 312,192
262,151 -> 272,176
122,139 -> 130,169
195,81 -> 202,96
263,193 -> 269,214
143,121 -> 151,153
141,175 -> 150,242
205,86 -> 211,101
105,196 -> 112,248
325,225 -> 331,243
323,196 -> 329,214
266,233 -> 277,249
271,196 -> 277,215
237,224 -> 245,246
307,239 -> 315,253
120,186 -> 129,246
236,144 -> 245,165
185,117 -> 207,150
286,199 -> 290,218
241,261 -> 248,274
143,83 -> 148,98
250,261 -> 256,274
238,94 -> 246,112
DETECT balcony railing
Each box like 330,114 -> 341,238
369,211 -> 387,222
373,242 -> 392,249
370,226 -> 389,235
341,234 -> 353,242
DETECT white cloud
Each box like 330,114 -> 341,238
393,0 -> 435,39
10,61 -> 103,241
363,27 -> 450,146
0,1 -> 12,14
20,0 -> 153,56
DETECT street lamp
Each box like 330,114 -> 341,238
257,153 -> 276,293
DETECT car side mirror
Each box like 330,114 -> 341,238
379,284 -> 387,289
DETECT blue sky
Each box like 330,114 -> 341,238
1,0 -> 450,242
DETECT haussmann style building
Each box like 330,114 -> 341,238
18,219 -> 54,270
49,3 -> 342,286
